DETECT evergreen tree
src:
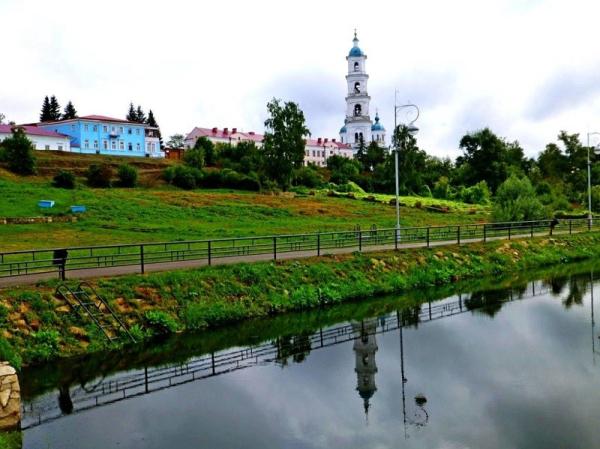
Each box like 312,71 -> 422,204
40,96 -> 52,122
2,128 -> 36,175
126,103 -> 137,122
135,105 -> 146,124
263,98 -> 310,189
62,101 -> 78,120
49,96 -> 61,121
146,109 -> 163,146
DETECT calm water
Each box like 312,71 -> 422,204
19,264 -> 600,449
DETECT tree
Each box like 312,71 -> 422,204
117,164 -> 138,187
262,98 -> 310,189
86,163 -> 113,188
327,154 -> 360,184
0,113 -> 5,124
387,124 -> 428,194
355,135 -> 368,170
135,105 -> 146,124
538,142 -> 567,181
49,96 -> 61,121
193,136 -> 215,166
183,148 -> 205,169
1,128 -> 36,175
62,101 -> 78,120
52,170 -> 76,189
40,96 -> 52,122
167,134 -> 185,149
146,109 -> 163,147
492,175 -> 545,222
126,103 -> 137,122
364,141 -> 386,171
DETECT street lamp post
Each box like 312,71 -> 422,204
393,98 -> 420,238
587,132 -> 600,224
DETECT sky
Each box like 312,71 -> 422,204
2,0 -> 600,159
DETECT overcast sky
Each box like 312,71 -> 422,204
2,0 -> 600,159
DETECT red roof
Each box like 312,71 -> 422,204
30,115 -> 140,126
0,124 -> 69,138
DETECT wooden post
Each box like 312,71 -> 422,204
317,233 -> 321,257
208,241 -> 212,266
273,237 -> 277,260
140,245 -> 145,274
457,226 -> 461,245
395,228 -> 398,250
570,220 -> 572,235
483,224 -> 487,243
426,227 -> 430,248
359,230 -> 362,251
531,222 -> 534,238
508,225 -> 511,240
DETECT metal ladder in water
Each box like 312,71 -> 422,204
55,282 -> 135,343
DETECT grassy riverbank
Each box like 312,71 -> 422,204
2,232 -> 600,367
0,432 -> 20,449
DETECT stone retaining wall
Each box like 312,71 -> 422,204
0,362 -> 20,431
0,216 -> 77,225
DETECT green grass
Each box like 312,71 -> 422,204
3,232 -> 600,366
0,176 -> 489,251
0,432 -> 21,449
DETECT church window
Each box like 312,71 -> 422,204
354,82 -> 360,93
359,132 -> 363,140
354,104 -> 362,116
354,62 -> 359,71
354,132 -> 358,142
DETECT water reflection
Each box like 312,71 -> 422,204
19,263 -> 600,449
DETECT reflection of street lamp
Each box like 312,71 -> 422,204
393,98 -> 419,238
586,132 -> 600,223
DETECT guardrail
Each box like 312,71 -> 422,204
1,218 -> 598,281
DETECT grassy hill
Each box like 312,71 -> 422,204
0,152 -> 490,251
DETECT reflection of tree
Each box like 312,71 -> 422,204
543,276 -> 568,296
58,385 -> 73,415
399,305 -> 421,327
464,289 -> 510,317
562,277 -> 588,309
274,333 -> 312,366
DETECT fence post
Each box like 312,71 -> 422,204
317,233 -> 321,257
457,226 -> 461,245
395,228 -> 398,250
570,220 -> 572,235
359,230 -> 362,251
208,240 -> 212,266
273,236 -> 277,261
589,218 -> 592,231
426,227 -> 430,248
508,225 -> 511,240
140,245 -> 145,274
483,224 -> 487,243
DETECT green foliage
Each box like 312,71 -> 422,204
183,148 -> 205,169
164,165 -> 201,190
433,176 -> 450,199
263,98 -> 310,189
327,155 -> 360,184
52,170 -> 76,189
86,163 -> 113,188
0,337 -> 21,370
493,175 -> 545,221
167,134 -> 185,149
193,137 -> 216,166
457,181 -> 491,205
0,431 -> 22,449
117,164 -> 138,188
128,324 -> 151,341
27,330 -> 60,362
2,128 -> 36,175
292,165 -> 324,188
62,101 -> 78,120
144,310 -> 179,335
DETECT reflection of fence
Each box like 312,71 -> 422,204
2,219 -> 597,280
22,281 -> 551,430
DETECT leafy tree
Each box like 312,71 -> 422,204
217,141 -> 264,175
262,98 -> 310,189
86,163 -> 113,188
135,105 -> 146,124
183,148 -> 205,169
49,95 -> 61,121
292,165 -> 324,188
387,124 -> 428,194
492,175 -> 545,222
193,136 -> 215,166
1,128 -> 36,175
117,164 -> 138,187
538,142 -> 567,181
355,135 -> 368,170
433,176 -> 451,199
362,141 -> 386,172
126,103 -> 137,122
167,134 -> 185,149
62,101 -> 78,120
327,155 -> 360,184
52,170 -> 76,189
40,96 -> 52,122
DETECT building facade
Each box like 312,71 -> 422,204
36,115 -> 162,158
304,138 -> 353,167
339,32 -> 386,150
0,125 -> 71,152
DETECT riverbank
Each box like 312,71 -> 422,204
2,232 -> 600,368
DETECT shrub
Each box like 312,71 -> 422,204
493,175 -> 545,222
86,163 -> 113,188
293,166 -> 324,188
183,148 -> 205,169
164,165 -> 202,190
52,170 -> 76,189
2,128 -> 36,175
144,310 -> 179,335
460,181 -> 491,204
0,337 -> 21,370
117,164 -> 138,187
27,329 -> 60,362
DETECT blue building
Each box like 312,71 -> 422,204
36,115 -> 162,158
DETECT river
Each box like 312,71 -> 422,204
18,262 -> 600,448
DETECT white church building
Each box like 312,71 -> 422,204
339,32 -> 386,150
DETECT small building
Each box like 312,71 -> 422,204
35,115 -> 163,158
304,138 -> 353,167
0,124 -> 71,152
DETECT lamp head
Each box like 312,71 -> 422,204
594,144 -> 600,155
408,124 -> 419,136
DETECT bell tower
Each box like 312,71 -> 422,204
340,30 -> 373,150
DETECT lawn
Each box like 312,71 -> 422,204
0,166 -> 490,251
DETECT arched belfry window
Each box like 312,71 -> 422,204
354,82 -> 361,93
354,104 -> 362,116
354,62 -> 359,71
355,132 -> 359,142
359,132 -> 364,140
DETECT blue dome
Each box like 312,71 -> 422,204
348,46 -> 364,57
371,113 -> 385,132
340,125 -> 347,134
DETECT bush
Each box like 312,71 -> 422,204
2,128 -> 36,175
460,181 -> 491,204
117,164 -> 138,187
164,165 -> 202,190
293,166 -> 324,188
144,311 -> 179,335
52,170 -> 76,189
0,337 -> 21,370
183,148 -> 205,169
86,163 -> 113,188
493,175 -> 545,222
433,176 -> 450,199
27,329 -> 60,362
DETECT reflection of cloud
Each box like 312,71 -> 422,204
527,66 -> 600,120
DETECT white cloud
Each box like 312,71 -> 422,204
2,0 -> 600,158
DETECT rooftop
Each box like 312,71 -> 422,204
0,124 -> 69,138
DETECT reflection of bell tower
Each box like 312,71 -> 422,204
353,318 -> 379,417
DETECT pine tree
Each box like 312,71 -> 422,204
40,96 -> 52,122
146,109 -> 163,146
62,101 -> 78,120
49,96 -> 61,121
135,105 -> 146,124
126,103 -> 137,122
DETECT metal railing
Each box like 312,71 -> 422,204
1,218 -> 598,280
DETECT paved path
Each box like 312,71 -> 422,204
0,230 -> 570,289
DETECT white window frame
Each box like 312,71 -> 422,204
84,139 -> 89,149
103,140 -> 108,150
94,140 -> 99,149
119,140 -> 124,150
111,140 -> 117,150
